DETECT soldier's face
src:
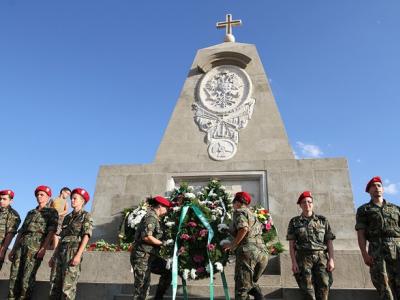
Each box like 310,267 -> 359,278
71,193 -> 85,210
61,190 -> 71,199
159,205 -> 168,216
299,197 -> 313,214
36,191 -> 49,206
233,200 -> 242,210
368,182 -> 383,198
0,195 -> 12,208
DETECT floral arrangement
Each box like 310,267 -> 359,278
160,179 -> 233,280
118,201 -> 149,243
86,239 -> 132,252
253,207 -> 284,255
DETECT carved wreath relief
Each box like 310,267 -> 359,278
193,65 -> 256,160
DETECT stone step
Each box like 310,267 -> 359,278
118,283 -> 282,299
146,274 -> 281,287
115,296 -> 283,300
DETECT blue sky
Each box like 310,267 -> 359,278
1,1 -> 399,223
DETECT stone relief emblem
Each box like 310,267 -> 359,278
193,65 -> 256,161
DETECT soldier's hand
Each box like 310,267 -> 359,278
291,261 -> 300,274
222,243 -> 232,253
362,253 -> 374,267
8,250 -> 15,262
70,255 -> 81,266
327,258 -> 335,272
36,247 -> 46,260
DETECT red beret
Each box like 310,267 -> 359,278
35,185 -> 52,197
0,189 -> 14,199
153,195 -> 171,208
297,191 -> 313,204
365,176 -> 382,193
234,191 -> 251,205
71,188 -> 90,203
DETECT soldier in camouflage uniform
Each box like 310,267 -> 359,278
287,191 -> 335,300
8,185 -> 58,300
224,191 -> 269,300
0,190 -> 21,270
48,187 -> 93,300
131,195 -> 172,300
355,176 -> 400,300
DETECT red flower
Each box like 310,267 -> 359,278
207,243 -> 216,251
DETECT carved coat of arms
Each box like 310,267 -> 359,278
193,65 -> 256,160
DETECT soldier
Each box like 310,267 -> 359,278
355,176 -> 400,300
223,191 -> 269,300
8,185 -> 58,300
48,187 -> 93,300
49,187 -> 71,249
0,190 -> 21,270
131,195 -> 172,300
287,191 -> 335,300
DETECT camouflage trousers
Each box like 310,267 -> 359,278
8,243 -> 43,300
234,244 -> 269,300
294,251 -> 333,300
369,241 -> 400,300
130,250 -> 172,300
49,242 -> 82,300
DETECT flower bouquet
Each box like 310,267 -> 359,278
253,207 -> 284,255
118,201 -> 148,244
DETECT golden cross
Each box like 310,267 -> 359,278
216,14 -> 242,36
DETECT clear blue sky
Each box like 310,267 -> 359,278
1,1 -> 399,223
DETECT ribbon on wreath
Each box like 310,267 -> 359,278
172,204 -> 229,300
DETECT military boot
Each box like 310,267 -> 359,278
248,286 -> 263,300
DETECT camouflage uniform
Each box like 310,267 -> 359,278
231,207 -> 269,300
131,208 -> 171,300
8,206 -> 58,300
286,213 -> 335,300
49,209 -> 93,300
355,199 -> 400,300
0,206 -> 21,269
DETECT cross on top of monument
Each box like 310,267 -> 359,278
216,14 -> 242,43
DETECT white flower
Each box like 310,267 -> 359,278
188,186 -> 194,191
165,221 -> 175,227
172,206 -> 181,212
184,192 -> 196,199
211,215 -> 217,221
220,185 -> 226,190
217,223 -> 229,232
219,239 -> 231,246
208,189 -> 217,198
166,258 -> 173,270
196,191 -> 204,197
190,268 -> 197,280
215,262 -> 223,272
164,239 -> 174,246
182,269 -> 190,280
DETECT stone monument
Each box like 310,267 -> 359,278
91,14 -> 354,249
86,14 -> 376,299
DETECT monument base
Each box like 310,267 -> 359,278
0,251 -> 376,299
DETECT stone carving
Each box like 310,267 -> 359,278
193,65 -> 255,160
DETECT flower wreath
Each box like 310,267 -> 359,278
160,179 -> 233,280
